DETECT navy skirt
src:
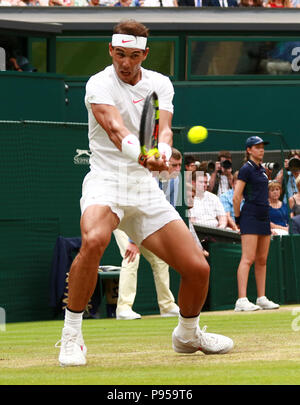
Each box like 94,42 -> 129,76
240,203 -> 271,236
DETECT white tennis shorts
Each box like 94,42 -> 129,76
80,170 -> 182,245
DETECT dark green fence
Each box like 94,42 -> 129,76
0,120 -> 299,323
0,120 -> 183,322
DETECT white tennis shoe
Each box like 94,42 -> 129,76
256,296 -> 279,310
172,325 -> 234,355
234,297 -> 260,312
56,326 -> 87,366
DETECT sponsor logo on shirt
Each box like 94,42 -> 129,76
133,98 -> 144,104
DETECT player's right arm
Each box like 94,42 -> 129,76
91,103 -> 130,151
91,103 -> 168,172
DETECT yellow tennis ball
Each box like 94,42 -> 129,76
187,126 -> 208,144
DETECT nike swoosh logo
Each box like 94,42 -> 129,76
133,98 -> 144,104
122,40 -> 133,43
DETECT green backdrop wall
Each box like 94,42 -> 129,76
1,72 -> 300,323
0,72 -> 299,149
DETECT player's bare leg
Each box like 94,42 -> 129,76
142,220 -> 234,355
68,205 -> 119,311
142,219 -> 209,317
56,205 -> 119,366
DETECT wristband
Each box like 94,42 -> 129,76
122,134 -> 141,162
235,216 -> 240,225
138,153 -> 148,167
158,142 -> 172,161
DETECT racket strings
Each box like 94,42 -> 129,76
144,102 -> 155,151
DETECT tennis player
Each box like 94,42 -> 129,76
233,136 -> 279,312
57,19 -> 233,366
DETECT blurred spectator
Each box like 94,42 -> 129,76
114,0 -> 141,5
142,0 -> 177,4
177,0 -> 195,4
289,175 -> 300,217
184,155 -> 198,173
265,0 -> 292,6
189,171 -> 227,229
0,36 -> 36,72
49,0 -> 65,5
202,0 -> 238,6
208,150 -> 233,197
276,150 -> 300,202
290,216 -> 300,234
0,0 -> 27,4
239,0 -> 263,5
220,171 -> 242,231
268,180 -> 289,235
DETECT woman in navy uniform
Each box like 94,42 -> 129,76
233,136 -> 279,311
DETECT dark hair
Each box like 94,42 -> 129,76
218,150 -> 232,160
185,155 -> 196,166
243,149 -> 250,163
113,20 -> 149,38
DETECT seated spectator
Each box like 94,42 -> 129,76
289,175 -> 300,217
265,0 -> 292,6
189,171 -> 227,229
208,150 -> 234,197
142,0 -> 177,5
220,171 -> 242,231
276,150 -> 300,202
290,216 -> 300,234
184,155 -> 197,173
239,0 -> 263,6
0,0 -> 27,4
268,181 -> 289,235
114,0 -> 132,5
202,0 -> 238,6
0,36 -> 36,72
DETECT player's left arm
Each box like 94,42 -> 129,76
158,109 -> 173,147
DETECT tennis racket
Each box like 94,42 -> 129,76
139,91 -> 160,160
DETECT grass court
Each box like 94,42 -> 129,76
1,305 -> 300,386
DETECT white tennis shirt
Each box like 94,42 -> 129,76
84,65 -> 174,177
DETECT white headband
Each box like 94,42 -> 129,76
111,34 -> 147,50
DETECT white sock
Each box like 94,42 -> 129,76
176,314 -> 200,342
64,308 -> 83,333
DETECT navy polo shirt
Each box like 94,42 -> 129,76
238,160 -> 269,213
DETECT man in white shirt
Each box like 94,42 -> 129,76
57,19 -> 233,366
189,171 -> 227,229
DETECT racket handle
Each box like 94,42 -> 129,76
147,148 -> 160,159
